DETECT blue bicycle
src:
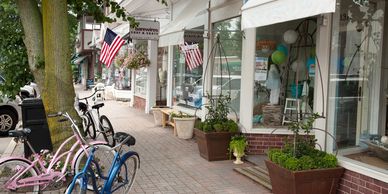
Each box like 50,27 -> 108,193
65,132 -> 140,194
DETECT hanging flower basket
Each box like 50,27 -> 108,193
125,51 -> 150,69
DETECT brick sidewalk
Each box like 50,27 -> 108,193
95,95 -> 271,193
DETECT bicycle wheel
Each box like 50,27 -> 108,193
85,112 -> 96,139
109,154 -> 139,193
0,159 -> 40,193
100,115 -> 115,147
73,143 -> 115,190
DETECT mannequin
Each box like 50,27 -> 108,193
266,64 -> 281,104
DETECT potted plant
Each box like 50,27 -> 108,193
194,95 -> 239,161
266,113 -> 344,194
151,105 -> 169,126
229,134 -> 248,164
170,111 -> 196,139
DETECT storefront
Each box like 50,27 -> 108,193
240,0 -> 388,192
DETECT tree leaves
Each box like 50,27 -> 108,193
0,2 -> 34,98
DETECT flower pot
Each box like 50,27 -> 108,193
174,117 -> 196,139
265,160 -> 344,194
194,128 -> 234,161
151,108 -> 163,126
233,149 -> 244,164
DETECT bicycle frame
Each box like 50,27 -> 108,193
67,145 -> 139,193
1,112 -> 108,191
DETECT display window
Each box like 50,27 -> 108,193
328,0 -> 388,171
252,18 -> 317,128
172,30 -> 204,109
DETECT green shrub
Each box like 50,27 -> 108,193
267,113 -> 338,171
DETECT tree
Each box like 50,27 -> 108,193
7,0 -> 166,147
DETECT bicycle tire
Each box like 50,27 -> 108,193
109,154 -> 139,193
73,143 -> 115,191
100,115 -> 115,147
65,179 -> 87,194
85,112 -> 96,139
0,159 -> 40,193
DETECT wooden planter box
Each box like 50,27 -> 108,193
265,160 -> 344,194
194,128 -> 233,161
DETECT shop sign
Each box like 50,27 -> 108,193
129,20 -> 160,40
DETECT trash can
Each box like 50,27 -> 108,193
21,98 -> 53,158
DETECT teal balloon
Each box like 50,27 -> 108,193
271,51 -> 287,65
276,44 -> 288,56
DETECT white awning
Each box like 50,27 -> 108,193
158,0 -> 207,47
241,0 -> 336,29
112,23 -> 130,38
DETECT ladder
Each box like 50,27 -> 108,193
282,98 -> 301,125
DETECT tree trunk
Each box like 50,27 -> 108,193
42,0 -> 77,147
15,0 -> 45,88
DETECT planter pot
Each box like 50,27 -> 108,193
194,128 -> 234,161
233,149 -> 244,164
151,108 -> 165,126
174,117 -> 196,139
265,160 -> 344,194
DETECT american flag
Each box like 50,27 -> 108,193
179,43 -> 202,71
99,28 -> 125,68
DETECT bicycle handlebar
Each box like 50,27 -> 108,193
77,89 -> 104,101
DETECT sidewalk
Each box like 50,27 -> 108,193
3,86 -> 271,194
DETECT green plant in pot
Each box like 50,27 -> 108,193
229,134 -> 248,164
265,113 -> 344,194
170,111 -> 196,140
194,95 -> 239,161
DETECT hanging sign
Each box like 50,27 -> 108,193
129,20 -> 160,40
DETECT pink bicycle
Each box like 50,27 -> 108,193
0,112 -> 115,193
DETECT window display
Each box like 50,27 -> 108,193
328,0 -> 388,171
253,18 -> 317,128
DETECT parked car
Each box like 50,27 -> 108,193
0,74 -> 38,134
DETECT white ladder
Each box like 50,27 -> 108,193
282,98 -> 301,125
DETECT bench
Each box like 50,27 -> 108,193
159,108 -> 178,136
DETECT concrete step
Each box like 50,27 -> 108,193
234,166 -> 272,190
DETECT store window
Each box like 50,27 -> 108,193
134,40 -> 148,97
253,19 -> 317,128
172,29 -> 204,108
212,17 -> 242,113
102,44 -> 132,90
328,0 -> 388,170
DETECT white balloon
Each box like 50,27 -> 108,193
284,30 -> 299,44
291,60 -> 303,72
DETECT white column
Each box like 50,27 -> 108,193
130,69 -> 135,107
201,0 -> 212,121
314,14 -> 333,152
146,40 -> 158,114
166,45 -> 174,107
239,28 -> 256,132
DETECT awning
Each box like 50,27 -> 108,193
158,0 -> 207,47
72,56 -> 87,65
241,0 -> 336,29
112,23 -> 130,38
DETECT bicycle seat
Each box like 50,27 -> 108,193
92,103 -> 104,109
78,102 -> 88,112
114,132 -> 136,147
8,128 -> 31,137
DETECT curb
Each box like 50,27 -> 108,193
2,138 -> 17,157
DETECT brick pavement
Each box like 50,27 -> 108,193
94,93 -> 271,194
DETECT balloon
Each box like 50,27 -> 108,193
291,60 -> 303,72
283,30 -> 298,44
276,44 -> 288,56
271,51 -> 286,65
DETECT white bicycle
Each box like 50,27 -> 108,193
75,90 -> 116,146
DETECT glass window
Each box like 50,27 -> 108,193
212,17 -> 242,113
134,40 -> 148,97
253,18 -> 317,128
172,29 -> 204,109
328,0 -> 388,171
